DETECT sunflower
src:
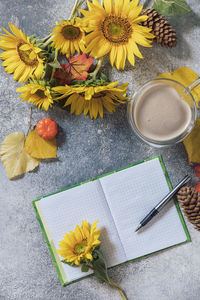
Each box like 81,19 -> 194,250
0,23 -> 44,82
80,0 -> 154,69
50,18 -> 86,57
53,81 -> 128,119
17,81 -> 54,111
57,220 -> 101,265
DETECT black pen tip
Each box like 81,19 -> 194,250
135,224 -> 142,232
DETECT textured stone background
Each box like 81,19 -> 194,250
0,0 -> 200,299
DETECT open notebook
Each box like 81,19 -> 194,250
33,156 -> 190,285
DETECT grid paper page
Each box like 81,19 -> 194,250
100,158 -> 187,260
37,180 -> 126,282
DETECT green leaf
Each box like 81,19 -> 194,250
61,259 -> 75,266
81,263 -> 89,272
153,0 -> 191,15
91,249 -> 127,299
43,63 -> 53,81
48,60 -> 61,69
91,249 -> 109,283
100,72 -> 108,82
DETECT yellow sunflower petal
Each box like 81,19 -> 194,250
17,81 -> 54,110
104,0 -> 113,14
81,0 -> 153,69
0,23 -> 44,82
74,225 -> 83,242
51,18 -> 86,56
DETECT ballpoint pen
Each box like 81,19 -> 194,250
135,175 -> 191,232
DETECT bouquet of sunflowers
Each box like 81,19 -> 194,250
0,0 -> 157,119
0,0 -> 191,119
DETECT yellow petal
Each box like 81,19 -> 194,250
128,5 -> 143,19
74,225 -> 83,241
104,0 -> 113,14
19,44 -> 31,51
115,46 -> 124,70
127,48 -> 135,66
85,252 -> 93,260
109,46 -> 117,67
75,97 -> 84,115
128,40 -> 143,58
98,99 -> 104,118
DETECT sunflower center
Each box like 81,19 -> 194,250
74,241 -> 87,255
36,89 -> 46,98
101,16 -> 132,43
17,42 -> 38,66
62,25 -> 81,40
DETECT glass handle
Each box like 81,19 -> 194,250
187,77 -> 200,92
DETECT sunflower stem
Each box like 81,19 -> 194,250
26,107 -> 32,137
87,264 -> 94,270
108,277 -> 127,300
36,34 -> 51,44
90,58 -> 104,80
41,36 -> 54,49
50,50 -> 58,81
69,0 -> 80,19
78,0 -> 86,8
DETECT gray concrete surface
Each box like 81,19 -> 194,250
0,0 -> 200,299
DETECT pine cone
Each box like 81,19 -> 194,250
141,8 -> 177,48
177,186 -> 200,231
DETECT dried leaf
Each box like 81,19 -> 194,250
157,67 -> 200,108
54,54 -> 94,85
54,66 -> 72,85
183,119 -> 200,164
194,165 -> 200,178
25,129 -> 57,159
0,132 -> 40,179
153,0 -> 190,16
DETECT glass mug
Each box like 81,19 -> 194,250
127,78 -> 200,148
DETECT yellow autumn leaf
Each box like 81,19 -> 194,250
157,67 -> 200,108
0,132 -> 40,179
183,119 -> 200,164
25,128 -> 57,159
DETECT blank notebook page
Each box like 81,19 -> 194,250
37,180 -> 126,283
100,158 -> 187,260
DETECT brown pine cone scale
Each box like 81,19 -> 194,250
141,8 -> 177,48
177,186 -> 200,231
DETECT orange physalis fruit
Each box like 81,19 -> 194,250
36,118 -> 58,140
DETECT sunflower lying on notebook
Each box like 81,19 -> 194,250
57,220 -> 127,300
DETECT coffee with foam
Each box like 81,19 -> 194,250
134,83 -> 192,141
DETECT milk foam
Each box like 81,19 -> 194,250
134,84 -> 192,141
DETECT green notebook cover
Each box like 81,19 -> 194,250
33,155 -> 191,286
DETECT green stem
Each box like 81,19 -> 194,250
36,34 -> 51,44
50,50 -> 58,81
90,58 -> 103,80
108,278 -> 127,300
69,0 -> 80,19
41,36 -> 54,49
87,263 -> 94,270
76,0 -> 85,12
26,107 -> 32,137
